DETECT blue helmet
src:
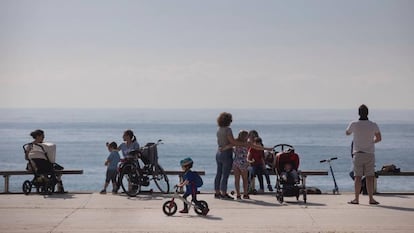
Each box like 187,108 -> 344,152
180,157 -> 193,167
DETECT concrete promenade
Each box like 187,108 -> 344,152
0,192 -> 413,233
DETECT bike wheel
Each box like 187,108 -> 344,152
194,200 -> 209,216
153,164 -> 170,194
22,180 -> 32,195
120,164 -> 141,197
162,200 -> 177,216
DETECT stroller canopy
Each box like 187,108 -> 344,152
275,149 -> 300,174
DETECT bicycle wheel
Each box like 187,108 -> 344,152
120,163 -> 141,197
162,200 -> 177,216
153,164 -> 170,194
194,200 -> 209,216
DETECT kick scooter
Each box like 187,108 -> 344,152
320,157 -> 339,194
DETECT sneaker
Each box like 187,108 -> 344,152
179,209 -> 189,213
268,184 -> 274,192
220,193 -> 233,200
100,189 -> 106,194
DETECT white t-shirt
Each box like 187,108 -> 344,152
346,120 -> 380,154
26,143 -> 56,163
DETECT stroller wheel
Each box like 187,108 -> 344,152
276,193 -> 283,204
22,180 -> 32,195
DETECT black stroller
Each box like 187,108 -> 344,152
273,144 -> 307,203
22,143 -> 61,195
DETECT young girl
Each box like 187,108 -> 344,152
247,137 -> 266,193
232,130 -> 250,199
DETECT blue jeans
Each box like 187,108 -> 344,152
214,149 -> 233,193
248,165 -> 265,190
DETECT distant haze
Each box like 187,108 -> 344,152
1,1 -> 413,109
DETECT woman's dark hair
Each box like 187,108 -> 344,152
124,129 -> 137,142
358,104 -> 369,120
248,130 -> 259,138
254,137 -> 263,146
217,112 -> 232,127
30,129 -> 44,139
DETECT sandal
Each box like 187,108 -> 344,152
369,200 -> 380,205
348,200 -> 359,205
242,194 -> 250,199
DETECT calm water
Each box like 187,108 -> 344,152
1,108 -> 414,193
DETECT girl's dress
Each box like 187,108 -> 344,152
232,146 -> 249,172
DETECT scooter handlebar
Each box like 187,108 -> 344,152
320,157 -> 338,163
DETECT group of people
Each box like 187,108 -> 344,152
215,104 -> 382,205
214,112 -> 277,200
25,104 -> 382,205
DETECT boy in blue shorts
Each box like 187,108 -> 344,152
177,157 -> 203,213
100,142 -> 121,194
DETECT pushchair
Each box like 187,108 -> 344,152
22,143 -> 61,195
273,144 -> 307,203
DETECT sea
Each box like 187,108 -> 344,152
1,108 -> 414,194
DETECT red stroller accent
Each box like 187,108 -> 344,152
273,144 -> 307,203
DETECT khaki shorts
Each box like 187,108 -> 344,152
353,152 -> 375,176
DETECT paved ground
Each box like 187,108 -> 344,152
0,192 -> 413,233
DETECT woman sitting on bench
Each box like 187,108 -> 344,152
24,129 -> 66,193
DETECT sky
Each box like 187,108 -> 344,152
1,0 -> 413,109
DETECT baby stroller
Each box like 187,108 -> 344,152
273,144 -> 307,203
22,143 -> 60,195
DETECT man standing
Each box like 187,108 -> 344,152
346,105 -> 381,205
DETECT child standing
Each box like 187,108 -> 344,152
100,142 -> 121,194
232,130 -> 250,199
177,157 -> 203,213
247,137 -> 266,193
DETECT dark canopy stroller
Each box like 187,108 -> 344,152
273,144 -> 307,203
22,143 -> 61,195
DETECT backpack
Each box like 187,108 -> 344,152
193,171 -> 203,188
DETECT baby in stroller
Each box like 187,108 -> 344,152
280,163 -> 299,184
23,129 -> 65,195
273,144 -> 306,203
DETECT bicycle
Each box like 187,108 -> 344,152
162,185 -> 209,216
118,139 -> 170,197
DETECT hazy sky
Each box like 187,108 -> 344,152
1,0 -> 413,109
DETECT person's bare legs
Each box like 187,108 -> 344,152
241,170 -> 249,196
234,169 -> 241,197
366,176 -> 378,204
352,176 -> 362,203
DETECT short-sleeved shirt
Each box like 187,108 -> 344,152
183,170 -> 198,195
217,127 -> 233,148
248,148 -> 264,166
118,141 -> 140,158
346,120 -> 380,154
106,151 -> 121,171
